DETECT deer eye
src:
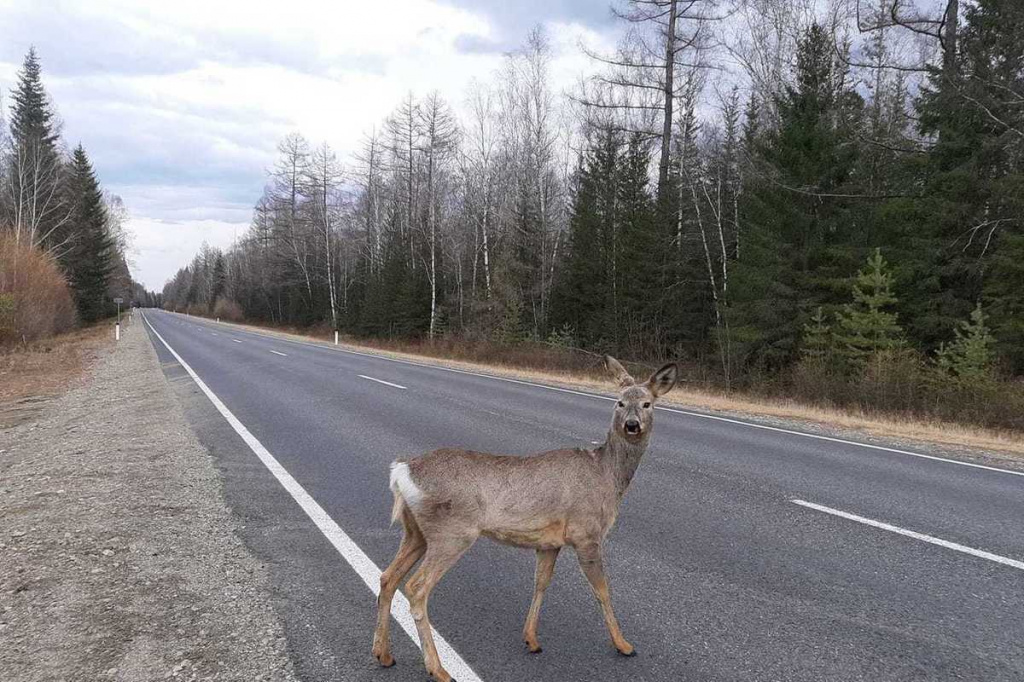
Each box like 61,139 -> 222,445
643,402 -> 651,409
617,401 -> 625,408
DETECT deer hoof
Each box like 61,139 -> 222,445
528,645 -> 543,654
375,652 -> 395,667
617,647 -> 637,657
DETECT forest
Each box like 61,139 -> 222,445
161,0 -> 1023,429
0,48 -> 147,346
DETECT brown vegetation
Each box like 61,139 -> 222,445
0,323 -> 111,428
212,297 -> 244,322
0,233 -> 76,348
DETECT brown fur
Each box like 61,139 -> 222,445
372,356 -> 678,681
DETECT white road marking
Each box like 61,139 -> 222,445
157,311 -> 1024,479
792,499 -> 1024,572
270,350 -> 287,357
232,339 -> 242,343
211,332 -> 218,336
359,375 -> 407,390
142,313 -> 482,682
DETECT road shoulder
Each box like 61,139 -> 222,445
0,320 -> 297,681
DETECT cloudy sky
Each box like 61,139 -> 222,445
0,0 -> 620,290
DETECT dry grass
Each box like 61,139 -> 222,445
179,314 -> 1024,460
0,323 -> 113,428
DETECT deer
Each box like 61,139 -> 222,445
371,356 -> 679,682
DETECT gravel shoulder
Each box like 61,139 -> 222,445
0,320 -> 298,681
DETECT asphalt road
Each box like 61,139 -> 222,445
140,309 -> 1024,682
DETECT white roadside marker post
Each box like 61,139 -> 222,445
114,297 -> 123,341
334,330 -> 339,346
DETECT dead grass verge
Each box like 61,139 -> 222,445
0,323 -> 113,428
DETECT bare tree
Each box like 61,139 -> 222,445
418,93 -> 459,337
581,0 -> 721,204
304,142 -> 345,330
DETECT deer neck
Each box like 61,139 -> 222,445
599,429 -> 650,499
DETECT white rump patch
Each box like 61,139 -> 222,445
389,461 -> 424,508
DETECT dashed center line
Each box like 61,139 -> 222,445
358,375 -> 407,390
270,350 -> 287,357
792,499 -> 1024,572
232,339 -> 242,343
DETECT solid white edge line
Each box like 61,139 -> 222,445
142,312 -> 483,682
791,499 -> 1024,572
155,311 -> 1024,479
270,350 -> 287,357
358,375 -> 407,390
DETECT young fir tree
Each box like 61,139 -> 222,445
834,248 -> 904,368
66,145 -> 114,323
800,307 -> 833,364
936,303 -> 996,383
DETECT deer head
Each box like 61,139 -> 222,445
604,355 -> 679,442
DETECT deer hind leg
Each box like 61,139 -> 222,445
373,507 -> 426,667
575,542 -> 635,656
522,547 -> 560,653
406,535 -> 477,682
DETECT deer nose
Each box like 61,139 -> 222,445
625,419 -> 641,433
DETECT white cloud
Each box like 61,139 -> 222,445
1,0 -> 615,290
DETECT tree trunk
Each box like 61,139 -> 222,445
657,0 -> 679,205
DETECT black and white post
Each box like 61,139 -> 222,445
114,297 -> 123,341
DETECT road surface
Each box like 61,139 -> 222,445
141,309 -> 1024,681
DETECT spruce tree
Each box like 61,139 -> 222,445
7,48 -> 68,255
731,23 -> 864,371
834,249 -> 904,368
548,127 -> 620,348
800,307 -> 833,364
210,252 -> 227,311
936,303 -> 996,383
66,145 -> 114,323
911,0 -> 1024,367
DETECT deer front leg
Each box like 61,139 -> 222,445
523,547 -> 560,653
575,543 -> 635,656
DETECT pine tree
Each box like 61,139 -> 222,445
936,303 -> 996,382
834,249 -> 904,367
66,145 -> 114,323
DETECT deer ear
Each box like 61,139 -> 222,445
646,363 -> 678,399
604,355 -> 634,388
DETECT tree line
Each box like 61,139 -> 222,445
1,48 -> 146,345
163,1 -> 1023,427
